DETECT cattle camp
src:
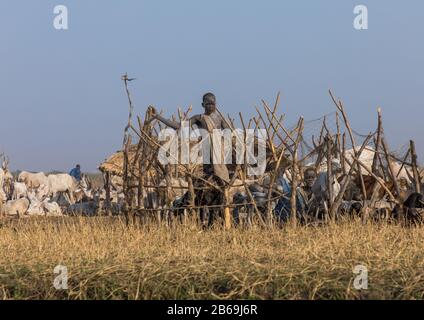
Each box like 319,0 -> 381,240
1,86 -> 423,227
2,77 -> 424,300
3,3 -> 424,304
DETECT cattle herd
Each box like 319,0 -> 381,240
0,157 -> 125,217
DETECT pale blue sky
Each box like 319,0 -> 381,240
1,1 -> 423,172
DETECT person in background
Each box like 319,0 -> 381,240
298,167 -> 317,206
274,167 -> 317,224
69,164 -> 82,182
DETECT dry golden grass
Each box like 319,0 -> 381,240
0,216 -> 424,300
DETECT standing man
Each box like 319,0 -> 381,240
150,92 -> 231,184
150,93 -> 231,227
69,164 -> 82,182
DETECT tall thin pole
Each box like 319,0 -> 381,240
410,140 -> 421,194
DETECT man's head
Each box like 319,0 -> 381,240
303,167 -> 317,188
202,92 -> 216,115
76,164 -> 81,169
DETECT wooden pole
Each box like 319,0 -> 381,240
290,117 -> 304,227
329,90 -> 367,201
336,113 -> 344,172
326,135 -> 334,220
331,134 -> 374,218
123,135 -> 132,225
410,140 -> 421,194
104,172 -> 111,216
381,138 -> 401,201
224,188 -> 231,229
396,148 -> 411,179
342,133 -> 347,175
372,108 -> 383,175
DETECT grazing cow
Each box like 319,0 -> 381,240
18,171 -> 49,190
47,173 -> 77,204
0,198 -> 30,216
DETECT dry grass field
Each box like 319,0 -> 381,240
1,216 -> 424,300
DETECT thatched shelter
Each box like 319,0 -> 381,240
99,145 -> 139,177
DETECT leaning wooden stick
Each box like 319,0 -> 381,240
290,117 -> 304,227
372,108 -> 383,175
326,134 -> 334,220
381,137 -> 401,201
330,133 -> 374,218
410,140 -> 421,194
329,90 -> 367,201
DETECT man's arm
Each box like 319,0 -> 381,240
155,114 -> 181,130
149,107 -> 181,130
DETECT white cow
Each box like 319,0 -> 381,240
12,182 -> 28,200
344,147 -> 415,184
27,190 -> 62,216
43,199 -> 62,216
18,171 -> 49,190
27,192 -> 45,216
0,198 -> 30,216
47,173 -> 77,203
